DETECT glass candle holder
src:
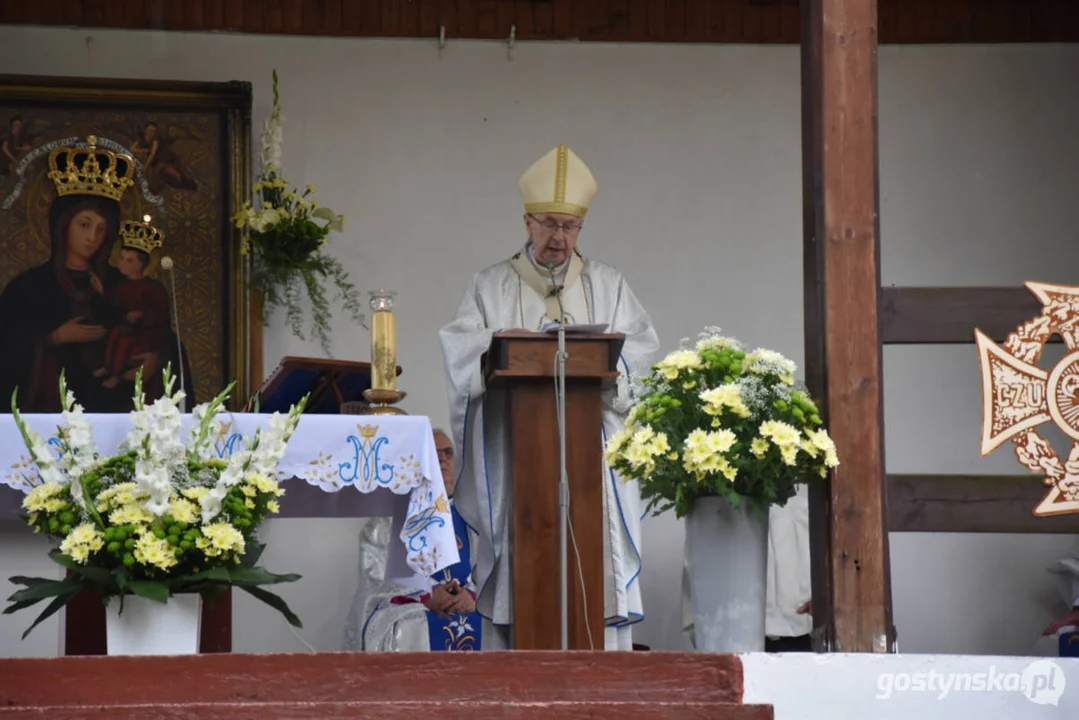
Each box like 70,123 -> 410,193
369,290 -> 397,391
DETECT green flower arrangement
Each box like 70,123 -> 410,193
605,327 -> 839,518
233,70 -> 365,354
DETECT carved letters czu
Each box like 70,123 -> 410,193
976,282 -> 1079,517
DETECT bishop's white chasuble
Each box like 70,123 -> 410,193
439,243 -> 660,650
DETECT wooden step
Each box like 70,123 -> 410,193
0,701 -> 775,719
0,651 -> 745,708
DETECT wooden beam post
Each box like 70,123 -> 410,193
801,0 -> 895,653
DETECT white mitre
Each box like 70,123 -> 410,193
518,144 -> 597,218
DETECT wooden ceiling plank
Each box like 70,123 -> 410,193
186,0 -> 205,29
385,0 -> 400,36
416,0 -> 439,38
279,0 -> 301,32
440,0 -> 459,37
0,0 -> 22,23
755,0 -> 785,44
532,0 -> 552,35
242,0 -> 264,32
3,0 -> 1076,44
82,0 -> 104,25
399,0 -> 420,37
588,0 -> 610,41
551,0 -> 571,38
644,0 -> 665,41
1010,0 -> 1034,42
472,0 -> 495,37
456,0 -> 476,37
666,0 -> 686,43
743,0 -> 766,44
876,0 -> 895,42
223,0 -> 243,29
982,0 -> 1013,43
358,0 -> 381,36
204,0 -> 226,29
340,0 -> 360,32
946,0 -> 976,43
570,0 -> 591,40
16,0 -> 36,23
322,0 -> 342,33
103,0 -> 128,26
778,0 -> 800,44
719,0 -> 740,43
496,0 -> 515,40
514,0 -> 535,37
626,0 -> 647,40
1028,0 -> 1060,42
913,0 -> 937,44
684,0 -> 706,42
701,0 -> 721,42
299,0 -> 324,34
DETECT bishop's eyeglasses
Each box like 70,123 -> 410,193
528,214 -> 583,236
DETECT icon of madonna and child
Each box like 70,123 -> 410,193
0,136 -> 193,414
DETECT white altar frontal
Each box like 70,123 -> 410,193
0,413 -> 457,589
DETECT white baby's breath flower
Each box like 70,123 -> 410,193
744,348 -> 797,381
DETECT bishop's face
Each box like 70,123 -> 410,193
525,212 -> 583,267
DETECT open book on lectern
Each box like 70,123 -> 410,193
539,322 -> 610,334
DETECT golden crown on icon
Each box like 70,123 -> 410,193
119,214 -> 165,255
358,424 -> 379,439
48,135 -> 136,202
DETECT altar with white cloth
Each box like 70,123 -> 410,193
0,413 -> 457,583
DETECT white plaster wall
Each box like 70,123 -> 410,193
0,26 -> 1076,657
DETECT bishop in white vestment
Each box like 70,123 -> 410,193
439,145 -> 660,650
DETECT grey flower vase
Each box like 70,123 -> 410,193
685,495 -> 769,652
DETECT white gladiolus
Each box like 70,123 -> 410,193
260,108 -> 284,174
199,484 -> 229,525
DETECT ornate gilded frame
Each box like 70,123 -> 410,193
0,74 -> 257,407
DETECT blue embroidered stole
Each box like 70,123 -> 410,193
426,503 -> 482,651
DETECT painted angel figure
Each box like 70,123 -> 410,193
0,115 -> 46,177
130,121 -> 198,194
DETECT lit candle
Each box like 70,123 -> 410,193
370,291 -> 397,391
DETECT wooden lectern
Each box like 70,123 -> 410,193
485,330 -> 625,650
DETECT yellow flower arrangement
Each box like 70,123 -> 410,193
232,69 -> 365,355
4,368 -> 309,639
606,327 -> 839,517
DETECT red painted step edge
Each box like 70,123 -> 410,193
0,651 -> 745,707
0,701 -> 775,720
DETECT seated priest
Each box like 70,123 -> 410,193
343,427 -> 482,652
439,144 -> 660,650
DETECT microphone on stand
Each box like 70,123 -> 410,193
545,259 -> 572,650
544,260 -> 567,325
160,255 -> 186,412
